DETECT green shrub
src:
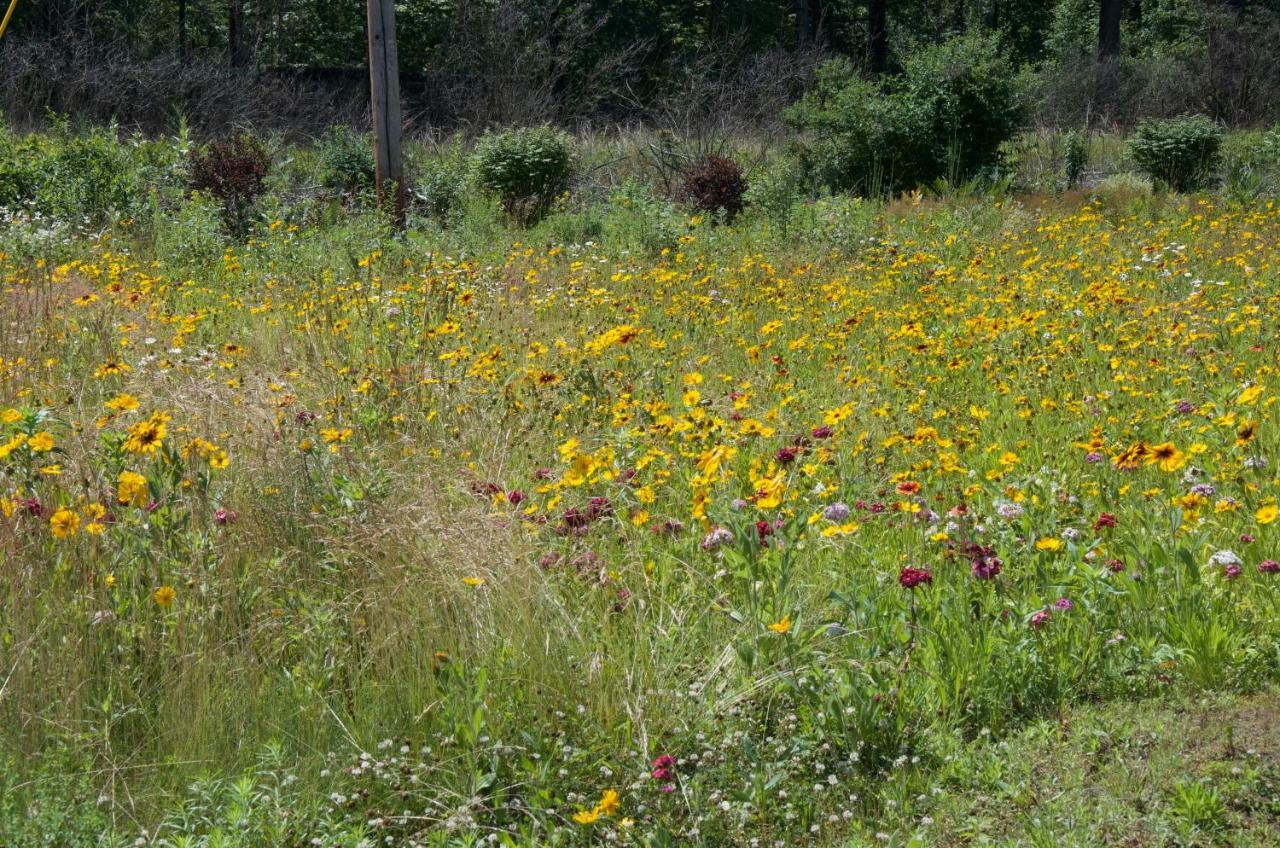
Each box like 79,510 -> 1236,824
1063,129 -> 1088,189
472,126 -> 574,226
788,32 -> 1026,195
317,125 -> 375,195
0,122 -> 138,222
413,159 -> 464,225
601,178 -> 683,254
745,158 -> 806,236
1220,126 -> 1280,202
1125,115 -> 1222,192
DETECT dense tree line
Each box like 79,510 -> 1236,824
3,0 -> 1280,130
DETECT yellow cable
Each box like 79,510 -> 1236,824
0,0 -> 17,41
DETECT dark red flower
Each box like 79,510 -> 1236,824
898,566 -> 932,589
1093,512 -> 1118,530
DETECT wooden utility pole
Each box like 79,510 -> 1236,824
366,0 -> 406,229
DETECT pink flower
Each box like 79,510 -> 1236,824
651,754 -> 676,781
1030,609 -> 1052,628
1258,559 -> 1279,574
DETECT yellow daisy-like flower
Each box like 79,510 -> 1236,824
153,586 -> 176,607
1257,504 -> 1278,525
50,508 -> 79,539
117,470 -> 148,507
104,393 -> 140,412
462,576 -> 486,587
1035,537 -> 1063,552
123,412 -> 170,455
27,431 -> 55,452
767,615 -> 792,634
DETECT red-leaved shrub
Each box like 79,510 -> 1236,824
679,154 -> 747,221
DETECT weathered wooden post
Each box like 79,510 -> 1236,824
366,0 -> 406,229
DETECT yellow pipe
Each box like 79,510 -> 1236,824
0,0 -> 17,41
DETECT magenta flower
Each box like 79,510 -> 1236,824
898,567 -> 932,589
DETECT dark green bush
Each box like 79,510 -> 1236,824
1063,129 -> 1088,189
1126,115 -> 1222,192
317,125 -> 375,195
472,126 -> 574,226
788,32 -> 1026,195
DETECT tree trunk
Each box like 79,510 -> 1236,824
178,0 -> 188,57
868,0 -> 887,73
228,0 -> 246,65
1098,0 -> 1122,58
796,0 -> 811,44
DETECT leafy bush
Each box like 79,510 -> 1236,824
0,122 -> 138,222
1063,129 -> 1088,189
679,154 -> 747,221
317,125 -> 375,195
788,32 -> 1026,195
472,126 -> 574,226
189,133 -> 270,235
1220,126 -> 1280,201
1126,115 -> 1222,192
745,158 -> 806,235
413,159 -> 464,225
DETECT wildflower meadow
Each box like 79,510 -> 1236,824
3,178 -> 1279,846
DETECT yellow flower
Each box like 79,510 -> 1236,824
573,789 -> 620,824
27,431 -> 55,452
49,507 -> 79,538
1146,442 -> 1187,472
0,408 -> 21,424
596,789 -> 620,817
104,393 -> 140,412
767,615 -> 792,634
124,412 -> 170,455
462,576 -> 486,587
1238,385 -> 1264,406
1257,504 -> 1278,525
117,471 -> 148,506
153,585 -> 176,607
0,434 -> 24,461
753,471 -> 787,510
104,573 -> 116,588
1035,537 -> 1062,552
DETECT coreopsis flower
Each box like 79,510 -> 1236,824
27,432 -> 55,452
49,507 -> 79,538
124,412 -> 170,455
117,471 -> 148,507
